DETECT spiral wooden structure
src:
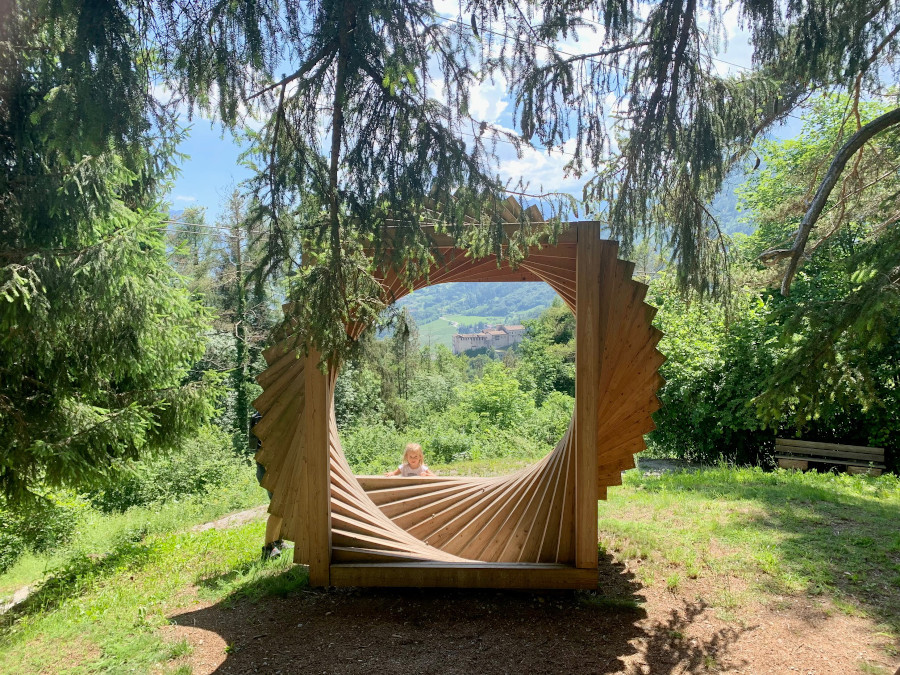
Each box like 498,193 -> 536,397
253,215 -> 664,588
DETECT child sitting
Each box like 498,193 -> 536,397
384,442 -> 435,477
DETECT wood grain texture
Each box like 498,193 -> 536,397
252,220 -> 664,587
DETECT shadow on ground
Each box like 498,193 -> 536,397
169,552 -> 749,674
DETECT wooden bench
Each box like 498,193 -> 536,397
775,438 -> 886,476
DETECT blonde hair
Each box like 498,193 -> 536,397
403,442 -> 423,461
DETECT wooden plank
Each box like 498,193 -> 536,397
331,547 -> 434,563
774,445 -> 885,462
515,449 -> 565,562
252,355 -> 304,413
301,349 -> 331,587
774,455 -> 885,469
396,483 -> 500,534
256,345 -> 300,388
357,475 -> 490,491
774,449 -> 886,465
375,484 -> 488,519
497,452 -> 562,561
473,459 -> 552,561
775,445 -> 885,461
537,427 -> 572,560
574,224 -> 605,570
775,438 -> 884,455
775,442 -> 884,461
329,562 -> 597,589
453,457 -> 555,560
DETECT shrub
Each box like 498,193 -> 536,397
527,391 -> 574,446
340,422 -> 406,474
87,426 -> 247,513
0,493 -> 89,574
461,362 -> 535,430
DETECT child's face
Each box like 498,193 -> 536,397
406,451 -> 423,468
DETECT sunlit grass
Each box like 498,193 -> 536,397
0,518 -> 300,674
600,465 -> 900,633
0,470 -> 267,598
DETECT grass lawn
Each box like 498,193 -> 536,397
0,463 -> 897,673
603,465 -> 900,636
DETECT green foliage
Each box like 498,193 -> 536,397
0,495 -> 88,575
85,427 -> 248,513
646,96 -> 900,468
461,362 -> 535,430
516,299 -> 576,404
170,193 -> 282,454
334,363 -> 384,429
737,95 -> 900,430
647,277 -> 777,463
0,1 -> 215,504
335,308 -> 575,474
649,267 -> 900,468
398,283 -> 558,329
0,427 -> 256,575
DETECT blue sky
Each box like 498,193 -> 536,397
166,122 -> 252,218
164,7 -> 765,222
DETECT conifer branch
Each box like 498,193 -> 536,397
248,43 -> 338,100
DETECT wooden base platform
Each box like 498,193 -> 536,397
329,562 -> 598,589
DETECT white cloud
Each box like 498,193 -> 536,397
468,77 -> 509,123
497,138 -> 584,199
175,195 -> 197,202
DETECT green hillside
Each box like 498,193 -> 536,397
396,282 -> 559,348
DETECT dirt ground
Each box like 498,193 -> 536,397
161,552 -> 899,675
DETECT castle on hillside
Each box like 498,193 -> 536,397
451,324 -> 526,355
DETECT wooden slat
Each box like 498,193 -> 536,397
473,462 -> 549,560
774,454 -> 886,468
496,453 -> 562,561
775,439 -> 884,457
452,457 -> 555,560
331,547 -> 434,563
300,349 -> 331,586
574,225 -> 606,569
329,562 -> 597,589
555,431 -> 576,563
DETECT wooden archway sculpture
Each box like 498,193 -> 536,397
253,220 -> 664,589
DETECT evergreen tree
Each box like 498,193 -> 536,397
158,0 -> 568,361
0,0 -> 214,504
155,0 -> 899,350
168,194 -> 281,451
390,309 -> 419,400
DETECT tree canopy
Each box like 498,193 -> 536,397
148,0 -> 900,354
0,0 -> 213,504
5,0 -> 898,315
